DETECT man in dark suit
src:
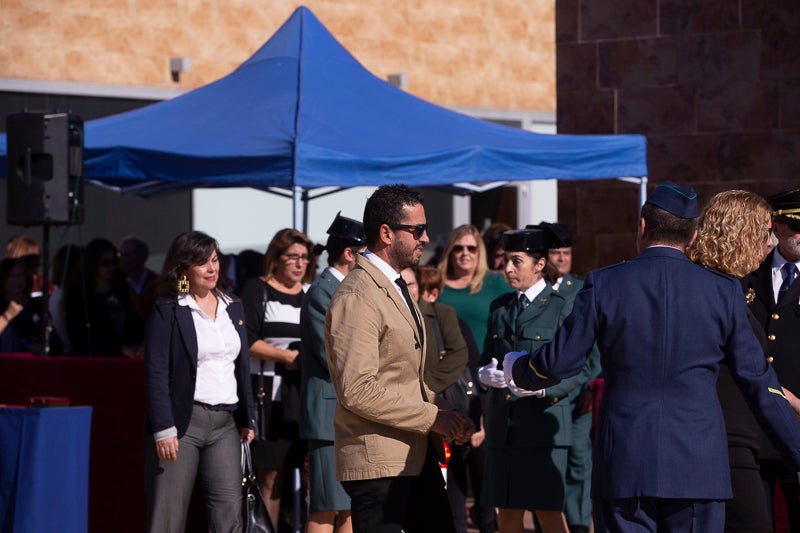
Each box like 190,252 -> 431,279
742,187 -> 800,530
505,182 -> 800,533
300,212 -> 366,533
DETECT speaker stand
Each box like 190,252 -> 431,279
36,223 -> 52,356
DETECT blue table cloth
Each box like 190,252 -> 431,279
0,406 -> 92,533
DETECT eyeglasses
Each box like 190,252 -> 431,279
282,253 -> 310,263
388,223 -> 428,239
452,244 -> 477,254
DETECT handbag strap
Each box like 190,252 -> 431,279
241,441 -> 256,482
259,281 -> 269,376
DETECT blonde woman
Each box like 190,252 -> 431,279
438,224 -> 510,350
687,189 -> 793,533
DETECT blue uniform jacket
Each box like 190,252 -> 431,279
512,246 -> 800,499
144,295 -> 254,438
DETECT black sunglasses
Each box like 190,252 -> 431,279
452,244 -> 477,254
388,223 -> 428,239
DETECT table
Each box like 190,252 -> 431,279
0,353 -> 145,533
0,406 -> 92,533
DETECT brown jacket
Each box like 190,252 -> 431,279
325,254 -> 441,481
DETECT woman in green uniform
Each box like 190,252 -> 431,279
478,228 -> 595,533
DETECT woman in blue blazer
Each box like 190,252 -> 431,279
144,231 -> 254,533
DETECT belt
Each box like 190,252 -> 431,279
193,401 -> 237,412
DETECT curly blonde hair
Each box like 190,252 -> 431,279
438,224 -> 489,294
687,190 -> 772,278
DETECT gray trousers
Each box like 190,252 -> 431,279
145,405 -> 243,533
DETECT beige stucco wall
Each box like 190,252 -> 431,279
0,0 -> 554,111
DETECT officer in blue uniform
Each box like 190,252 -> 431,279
506,182 -> 800,533
478,227 -> 598,533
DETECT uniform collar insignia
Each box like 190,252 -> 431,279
745,288 -> 756,304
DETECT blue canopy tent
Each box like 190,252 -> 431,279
1,6 -> 648,229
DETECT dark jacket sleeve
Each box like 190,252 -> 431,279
228,299 -> 255,430
144,299 -> 180,434
239,277 -> 266,347
423,302 -> 469,393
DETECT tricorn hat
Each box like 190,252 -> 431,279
644,181 -> 698,219
503,228 -> 564,254
768,188 -> 800,221
326,211 -> 366,245
525,221 -> 573,248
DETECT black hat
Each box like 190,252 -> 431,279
503,228 -> 562,254
644,181 -> 698,219
525,222 -> 573,248
326,211 -> 366,245
768,188 -> 800,221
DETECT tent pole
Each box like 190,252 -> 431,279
292,186 -> 303,231
302,188 -> 310,235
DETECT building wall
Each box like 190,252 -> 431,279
0,0 -> 556,112
555,0 -> 800,274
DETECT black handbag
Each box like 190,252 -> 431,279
241,441 -> 275,533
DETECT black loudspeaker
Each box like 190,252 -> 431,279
6,111 -> 84,226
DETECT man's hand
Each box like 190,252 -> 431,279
502,351 -> 529,384
478,358 -> 506,389
432,410 -> 475,445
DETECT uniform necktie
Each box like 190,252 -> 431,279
518,294 -> 530,313
778,262 -> 797,302
396,277 -> 424,344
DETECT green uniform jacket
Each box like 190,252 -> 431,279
482,285 -> 597,450
299,267 -> 340,441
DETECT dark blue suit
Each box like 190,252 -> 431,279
144,296 -> 254,437
512,247 -> 800,529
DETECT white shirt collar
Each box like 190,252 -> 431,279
772,248 -> 799,272
326,265 -> 346,282
519,278 -> 547,303
178,293 -> 231,315
363,249 -> 405,298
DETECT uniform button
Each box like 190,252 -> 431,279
550,397 -> 559,405
768,334 -> 776,341
510,335 -> 515,341
505,394 -> 511,401
772,313 -> 780,320
767,356 -> 775,363
534,335 -> 541,340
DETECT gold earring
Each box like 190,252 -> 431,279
177,275 -> 190,294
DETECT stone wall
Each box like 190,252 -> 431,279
0,0 -> 556,112
555,0 -> 800,274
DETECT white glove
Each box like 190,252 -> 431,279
507,379 -> 546,398
502,350 -> 529,384
478,358 -> 507,389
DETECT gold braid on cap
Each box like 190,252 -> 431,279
773,208 -> 800,220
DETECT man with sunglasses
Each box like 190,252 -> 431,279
742,188 -> 800,530
326,184 -> 474,533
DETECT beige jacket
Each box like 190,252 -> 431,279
325,254 -> 442,481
